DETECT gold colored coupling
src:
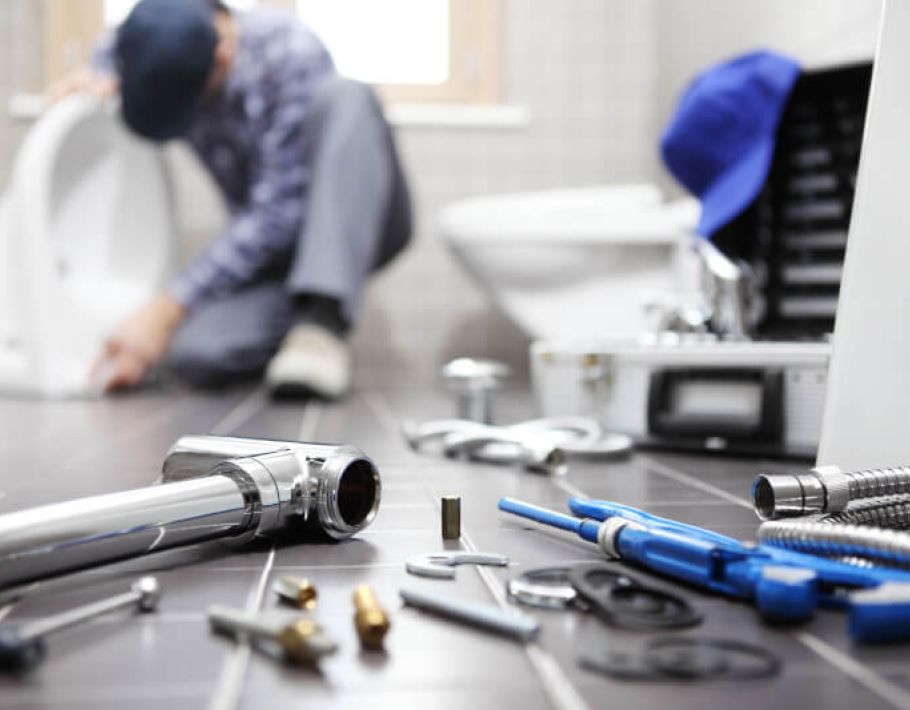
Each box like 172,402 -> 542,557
273,575 -> 318,610
277,618 -> 338,664
441,495 -> 461,540
353,584 -> 390,649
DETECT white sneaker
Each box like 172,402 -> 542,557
265,324 -> 352,399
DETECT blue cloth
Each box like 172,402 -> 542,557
660,50 -> 801,238
95,8 -> 336,309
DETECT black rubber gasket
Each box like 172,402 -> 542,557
569,563 -> 702,630
645,637 -> 781,680
579,636 -> 780,682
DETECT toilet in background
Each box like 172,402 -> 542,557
0,95 -> 176,396
438,184 -> 700,342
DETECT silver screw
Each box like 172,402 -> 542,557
0,576 -> 160,671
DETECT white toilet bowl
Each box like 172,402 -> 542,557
0,96 -> 176,396
438,184 -> 699,341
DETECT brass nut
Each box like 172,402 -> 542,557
441,495 -> 461,540
274,575 -> 318,610
277,618 -> 337,664
353,584 -> 390,649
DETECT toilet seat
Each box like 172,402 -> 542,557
0,95 -> 176,396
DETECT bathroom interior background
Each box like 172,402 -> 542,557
0,0 -> 882,385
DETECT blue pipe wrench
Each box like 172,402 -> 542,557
498,496 -> 910,643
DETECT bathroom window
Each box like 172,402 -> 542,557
46,0 -> 502,104
294,0 -> 504,104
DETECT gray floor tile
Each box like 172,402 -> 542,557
0,381 -> 906,709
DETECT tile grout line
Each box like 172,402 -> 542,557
636,453 -> 754,509
298,401 -> 324,441
363,390 -> 590,710
207,391 -> 322,710
797,632 -> 910,710
208,545 -> 276,710
209,387 -> 270,436
558,457 -> 910,710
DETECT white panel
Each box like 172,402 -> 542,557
817,1 -> 910,469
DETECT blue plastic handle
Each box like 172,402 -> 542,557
848,584 -> 910,643
498,498 -> 602,544
568,498 -> 744,549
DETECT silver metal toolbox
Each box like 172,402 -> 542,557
530,338 -> 831,459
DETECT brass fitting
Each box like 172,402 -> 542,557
276,618 -> 337,664
441,495 -> 461,540
352,584 -> 390,649
273,575 -> 318,610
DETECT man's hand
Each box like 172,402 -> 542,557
47,66 -> 119,106
92,293 -> 186,393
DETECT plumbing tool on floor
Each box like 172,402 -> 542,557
441,495 -> 461,539
399,586 -> 540,642
208,605 -> 337,665
506,563 -> 701,629
568,563 -> 701,630
0,436 -> 381,591
274,576 -> 319,610
498,497 -> 910,643
754,463 -> 910,569
405,551 -> 509,580
506,567 -> 580,610
0,576 -> 160,672
441,358 -> 511,424
753,463 -> 910,520
403,416 -> 632,475
352,585 -> 390,649
580,636 -> 781,681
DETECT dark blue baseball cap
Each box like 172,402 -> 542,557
661,50 -> 801,238
115,0 -> 219,141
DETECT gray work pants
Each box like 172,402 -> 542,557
166,76 -> 411,386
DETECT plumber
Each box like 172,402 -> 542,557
53,0 -> 411,399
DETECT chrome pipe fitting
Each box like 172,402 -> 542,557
754,462 -> 910,567
753,466 -> 852,520
440,358 -> 510,424
0,436 -> 381,590
753,464 -> 910,521
164,435 -> 381,541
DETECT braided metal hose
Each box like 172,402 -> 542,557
757,496 -> 910,568
823,496 -> 910,528
752,464 -> 910,520
759,520 -> 910,567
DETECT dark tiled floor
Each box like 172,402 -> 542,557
0,382 -> 908,709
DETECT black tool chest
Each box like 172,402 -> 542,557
712,62 -> 873,340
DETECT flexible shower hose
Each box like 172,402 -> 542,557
754,466 -> 910,568
758,497 -> 910,567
